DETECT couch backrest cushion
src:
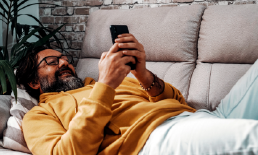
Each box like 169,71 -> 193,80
82,5 -> 206,62
78,5 -> 206,100
77,59 -> 195,99
188,4 -> 258,110
198,4 -> 258,64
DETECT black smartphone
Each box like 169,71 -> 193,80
110,25 -> 136,70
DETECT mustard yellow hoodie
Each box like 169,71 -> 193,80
23,77 -> 196,155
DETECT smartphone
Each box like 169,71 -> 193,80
110,25 -> 136,70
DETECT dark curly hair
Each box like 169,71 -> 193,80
16,45 -> 48,100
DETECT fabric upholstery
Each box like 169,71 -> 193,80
76,58 -> 195,100
82,5 -> 206,62
140,110 -> 258,155
1,85 -> 37,153
0,95 -> 11,138
0,146 -> 31,155
76,58 -> 100,82
198,4 -> 258,63
188,63 -> 252,111
3,4 -> 258,154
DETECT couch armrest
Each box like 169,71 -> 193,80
0,95 -> 11,139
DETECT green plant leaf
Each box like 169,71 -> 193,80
0,60 -> 17,100
14,0 -> 30,11
0,46 -> 8,60
0,47 -> 4,60
0,12 -> 8,21
0,65 -> 7,94
11,18 -> 18,36
11,27 -> 43,56
10,47 -> 27,68
0,19 -> 8,24
57,31 -> 71,49
44,29 -> 63,51
32,26 -> 51,47
44,25 -> 68,52
0,1 -> 8,15
1,0 -> 10,9
33,25 -> 65,48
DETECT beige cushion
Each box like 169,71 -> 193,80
198,4 -> 258,63
76,59 -> 195,99
82,5 -> 206,62
187,63 -> 251,110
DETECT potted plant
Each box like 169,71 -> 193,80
0,0 -> 69,100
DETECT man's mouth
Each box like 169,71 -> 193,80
59,70 -> 72,77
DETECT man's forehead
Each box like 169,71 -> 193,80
38,49 -> 62,58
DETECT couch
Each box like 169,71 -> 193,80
1,4 -> 258,154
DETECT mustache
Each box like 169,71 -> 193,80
55,66 -> 75,77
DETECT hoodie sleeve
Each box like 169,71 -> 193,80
124,77 -> 187,105
22,82 -> 115,155
148,82 -> 187,105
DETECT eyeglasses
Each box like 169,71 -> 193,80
37,55 -> 74,67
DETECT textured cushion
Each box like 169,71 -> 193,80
0,146 -> 31,155
187,63 -> 251,110
0,95 -> 11,138
1,86 -> 37,153
198,4 -> 258,63
76,58 -> 195,99
82,5 -> 206,62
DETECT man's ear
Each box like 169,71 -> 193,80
28,81 -> 40,90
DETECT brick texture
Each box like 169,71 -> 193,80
39,0 -> 257,67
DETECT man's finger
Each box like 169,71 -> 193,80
121,56 -> 136,65
117,33 -> 132,38
123,65 -> 131,77
115,36 -> 137,43
107,43 -> 120,56
100,52 -> 108,60
118,43 -> 139,50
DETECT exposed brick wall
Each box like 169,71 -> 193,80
39,0 -> 257,65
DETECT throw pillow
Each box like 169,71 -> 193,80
0,85 -> 38,153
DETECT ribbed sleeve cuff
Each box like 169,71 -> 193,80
149,82 -> 173,102
89,82 -> 115,109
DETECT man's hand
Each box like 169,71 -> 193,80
115,34 -> 148,81
115,34 -> 164,97
98,43 -> 136,89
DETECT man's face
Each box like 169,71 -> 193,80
34,49 -> 84,93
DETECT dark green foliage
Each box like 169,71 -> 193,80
0,0 -> 69,100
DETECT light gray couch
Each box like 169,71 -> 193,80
1,4 -> 258,154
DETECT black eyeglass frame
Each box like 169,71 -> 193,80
36,55 -> 74,68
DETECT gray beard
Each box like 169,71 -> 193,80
40,75 -> 84,93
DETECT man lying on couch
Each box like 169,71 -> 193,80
18,34 -> 258,155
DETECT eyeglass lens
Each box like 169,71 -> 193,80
45,56 -> 73,65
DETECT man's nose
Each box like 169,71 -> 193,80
58,58 -> 69,68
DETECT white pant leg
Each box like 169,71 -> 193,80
139,111 -> 258,155
213,59 -> 258,119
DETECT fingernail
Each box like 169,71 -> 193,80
115,38 -> 120,41
119,43 -> 123,46
118,35 -> 122,37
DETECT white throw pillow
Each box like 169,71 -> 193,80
0,85 -> 37,153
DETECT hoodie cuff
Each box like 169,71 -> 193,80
149,82 -> 173,102
88,82 -> 115,109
